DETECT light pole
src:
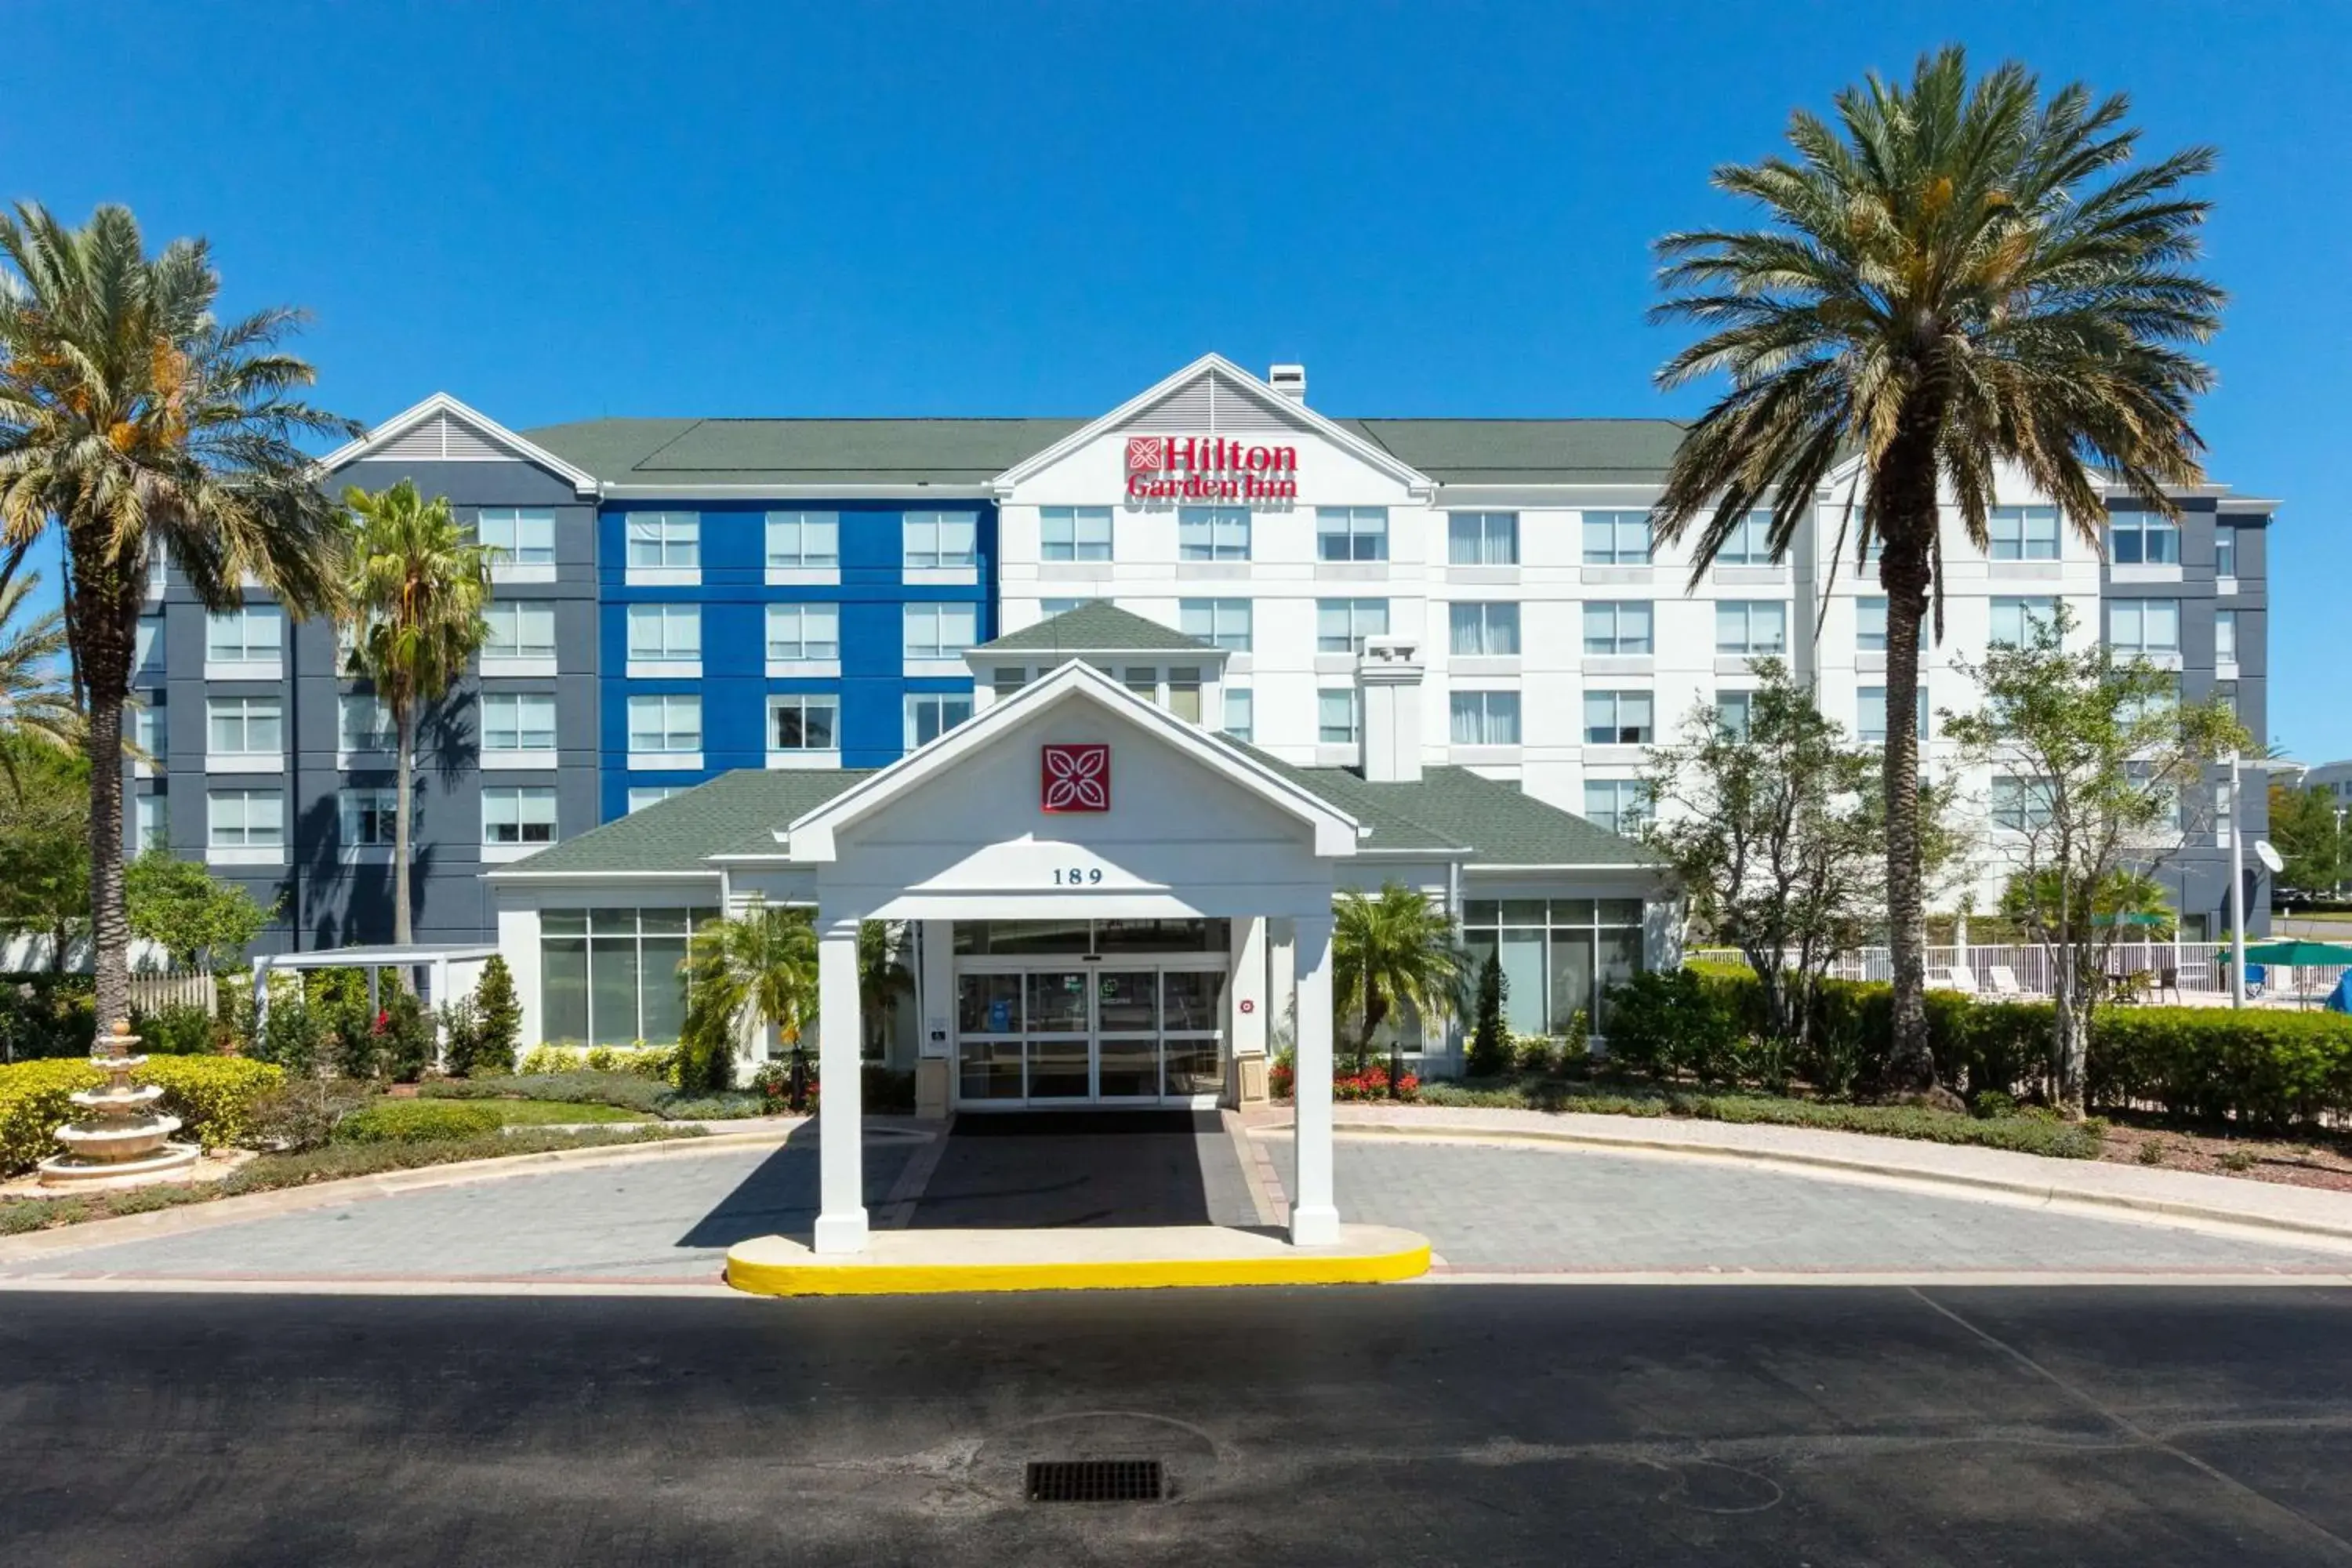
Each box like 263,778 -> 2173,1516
2228,752 -> 2246,1009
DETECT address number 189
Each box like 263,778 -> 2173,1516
1052,866 -> 1105,885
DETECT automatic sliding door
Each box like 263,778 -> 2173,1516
956,974 -> 1023,1102
1024,971 -> 1091,1099
1161,970 -> 1226,1097
1095,970 -> 1160,1098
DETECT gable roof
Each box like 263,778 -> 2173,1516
1341,419 -> 1686,486
487,769 -> 871,878
319,394 -> 601,496
526,416 -> 1084,491
974,601 -> 1213,655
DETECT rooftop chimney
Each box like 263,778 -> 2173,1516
1356,634 -> 1424,783
1267,363 -> 1307,404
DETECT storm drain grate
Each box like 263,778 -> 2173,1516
1025,1459 -> 1165,1504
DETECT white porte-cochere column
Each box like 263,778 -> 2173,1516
1289,909 -> 1339,1246
813,913 -> 867,1254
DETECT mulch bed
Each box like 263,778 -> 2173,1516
2100,1122 -> 2352,1192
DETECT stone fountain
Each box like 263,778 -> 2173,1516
38,1017 -> 201,1188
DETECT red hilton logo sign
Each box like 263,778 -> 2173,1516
1125,434 -> 1299,502
1040,743 -> 1111,813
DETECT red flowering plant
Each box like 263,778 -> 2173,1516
1269,1062 -> 1418,1102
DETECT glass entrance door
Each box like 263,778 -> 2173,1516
1024,971 -> 1091,1099
1094,970 -> 1160,1099
954,963 -> 1226,1107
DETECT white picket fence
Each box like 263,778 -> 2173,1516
128,971 -> 218,1014
1690,942 -> 2345,1005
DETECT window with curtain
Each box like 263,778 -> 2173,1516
1856,597 -> 1887,652
205,606 -> 282,662
626,694 -> 701,754
904,692 -> 973,748
1581,511 -> 1652,565
1316,689 -> 1359,745
1583,691 -> 1653,745
2110,514 -> 2180,565
538,908 -> 718,1048
1857,686 -> 1928,745
902,602 -> 978,659
2107,598 -> 2181,654
1221,688 -> 1253,743
1581,782 -> 1648,837
1581,601 -> 1651,655
1179,598 -> 1252,651
1715,601 -> 1788,655
766,603 -> 840,660
2215,525 -> 2238,579
626,603 -> 701,661
765,511 -> 840,568
1316,507 -> 1388,562
482,692 -> 557,752
1178,507 -> 1251,561
626,786 -> 684,814
1990,506 -> 2061,561
625,513 -> 699,568
485,601 -> 556,659
339,789 -> 397,847
1991,775 -> 2054,832
1447,511 -> 1517,564
205,696 -> 281,756
338,695 -> 394,752
768,694 -> 839,751
477,509 -> 555,565
1460,899 -> 1647,1036
1039,506 -> 1112,562
1712,511 -> 1777,566
482,786 -> 557,845
207,788 -> 282,848
1316,598 -> 1388,653
2215,608 -> 2238,662
1450,601 -> 1519,655
1989,597 -> 2059,647
902,511 -> 977,568
1450,691 -> 1520,746
1714,691 -> 1753,740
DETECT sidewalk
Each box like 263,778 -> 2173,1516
1245,1102 -> 2352,1249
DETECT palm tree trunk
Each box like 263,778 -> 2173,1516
83,617 -> 132,1033
1875,431 -> 1941,1098
393,704 -> 415,949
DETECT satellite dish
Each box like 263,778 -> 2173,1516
2256,840 -> 2285,875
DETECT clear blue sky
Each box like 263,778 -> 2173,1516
6,2 -> 2344,753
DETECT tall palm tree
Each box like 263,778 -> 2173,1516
341,480 -> 493,946
680,903 -> 819,1095
0,572 -> 82,793
0,204 -> 354,1026
1333,881 -> 1468,1095
1646,49 -> 2220,1093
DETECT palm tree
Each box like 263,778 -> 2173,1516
680,903 -> 819,1096
341,480 -> 492,946
1333,881 -> 1468,1096
0,204 -> 355,1026
0,572 -> 81,793
858,920 -> 913,1061
1647,49 -> 2220,1094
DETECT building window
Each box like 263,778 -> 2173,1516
136,617 -> 162,672
766,510 -> 840,568
1163,666 -> 1202,724
1221,688 -> 1253,744
2214,681 -> 2238,721
626,693 -> 701,756
482,692 -> 557,753
992,666 -> 1029,699
1582,510 -> 1652,565
1990,506 -> 2060,561
902,602 -> 978,659
1178,506 -> 1251,561
205,695 -> 281,756
482,786 -> 557,846
485,601 -> 556,659
1450,601 -> 1520,656
1582,601 -> 1653,656
338,695 -> 395,752
1857,597 -> 1888,652
2215,608 -> 2238,663
1450,691 -> 1521,746
627,786 -> 684,814
205,606 -> 281,662
1715,601 -> 1788,655
768,694 -> 839,752
1713,511 -> 1777,567
626,603 -> 701,662
1038,598 -> 1086,619
339,788 -> 397,848
1990,597 -> 2059,647
1448,511 -> 1518,565
1584,690 -> 1653,745
765,602 -> 841,660
1316,597 -> 1388,654
1316,507 -> 1388,563
477,509 -> 555,566
1317,689 -> 1359,746
2110,513 -> 2180,566
1581,782 -> 1650,839
538,907 -> 717,1049
1715,691 -> 1753,740
132,795 -> 167,852
1991,775 -> 2053,832
2108,598 -> 2181,655
626,512 -> 700,569
905,691 -> 973,749
1857,686 -> 1929,746
130,702 -> 163,763
1461,896 -> 1647,1036
1040,506 -> 1112,562
1178,598 -> 1252,652
207,788 -> 282,849
2215,524 -> 2238,579
903,511 -> 978,569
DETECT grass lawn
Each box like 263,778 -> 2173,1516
479,1099 -> 649,1126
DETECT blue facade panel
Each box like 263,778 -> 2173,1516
596,501 -> 993,821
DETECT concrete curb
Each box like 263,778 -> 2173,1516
0,1124 -> 812,1264
1267,1113 -> 2352,1252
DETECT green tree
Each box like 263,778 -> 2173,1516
1332,881 -> 1468,1095
1465,949 -> 1509,1079
0,203 -> 355,1025
858,920 -> 913,1061
0,571 -> 80,786
340,480 -> 494,946
1647,49 -> 2222,1094
2268,782 -> 2346,897
124,846 -> 280,971
0,736 -> 89,972
1944,604 -> 2245,1113
470,953 -> 522,1075
1642,659 -> 1884,1058
679,903 -> 818,1095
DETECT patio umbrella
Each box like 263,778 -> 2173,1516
2243,940 -> 2352,967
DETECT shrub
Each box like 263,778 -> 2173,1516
472,956 -> 521,1074
243,1079 -> 381,1152
420,1070 -> 670,1116
252,993 -> 328,1077
1971,1090 -> 2018,1120
0,1058 -> 97,1175
517,1043 -> 677,1083
133,1004 -> 215,1056
332,1098 -> 505,1145
0,981 -> 96,1062
0,1054 -> 284,1174
2088,1007 -> 2352,1128
1466,951 -> 1510,1078
1604,969 -> 1741,1083
1512,1032 -> 1559,1076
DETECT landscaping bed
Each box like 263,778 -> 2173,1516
2100,1120 -> 2352,1192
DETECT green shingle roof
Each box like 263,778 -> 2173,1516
518,415 -> 1686,488
975,602 -> 1210,655
494,769 -> 872,877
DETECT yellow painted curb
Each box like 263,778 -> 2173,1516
724,1225 -> 1432,1297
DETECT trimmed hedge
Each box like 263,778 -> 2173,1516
2089,1007 -> 2352,1127
0,1055 -> 285,1176
331,1099 -> 506,1145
